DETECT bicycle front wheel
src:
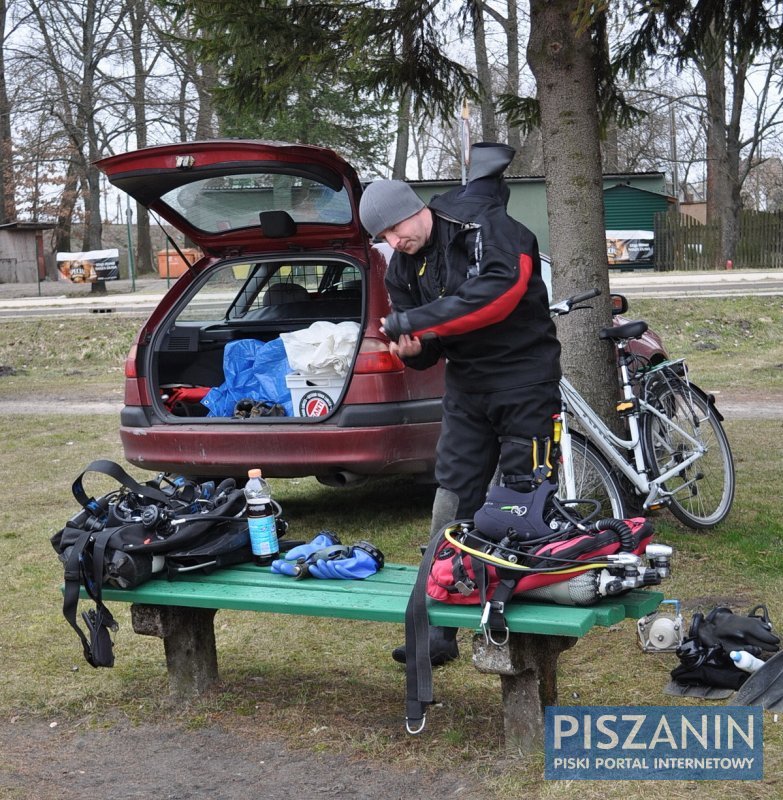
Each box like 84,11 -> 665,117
559,431 -> 626,520
641,379 -> 735,528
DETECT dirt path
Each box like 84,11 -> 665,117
1,718 -> 483,800
709,388 -> 783,419
0,387 -> 779,417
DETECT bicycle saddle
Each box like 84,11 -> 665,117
599,319 -> 648,341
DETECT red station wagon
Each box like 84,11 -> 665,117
98,140 -> 666,486
98,141 -> 445,486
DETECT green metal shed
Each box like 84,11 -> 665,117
603,183 -> 673,231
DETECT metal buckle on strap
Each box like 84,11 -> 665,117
486,625 -> 510,647
405,714 -> 427,735
480,601 -> 510,647
454,578 -> 476,596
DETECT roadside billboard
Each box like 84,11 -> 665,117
56,249 -> 120,283
606,230 -> 654,265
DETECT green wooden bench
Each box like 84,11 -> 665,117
95,562 -> 662,752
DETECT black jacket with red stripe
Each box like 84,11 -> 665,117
384,181 -> 561,393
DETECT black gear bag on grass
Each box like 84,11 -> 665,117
51,459 -> 256,668
670,605 -> 780,690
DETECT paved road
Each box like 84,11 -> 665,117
0,280 -> 164,319
0,269 -> 781,319
610,269 -> 783,299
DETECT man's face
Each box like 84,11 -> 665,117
379,208 -> 432,255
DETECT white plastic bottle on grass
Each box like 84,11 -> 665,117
730,650 -> 765,673
244,468 -> 278,566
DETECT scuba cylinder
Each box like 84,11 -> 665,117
513,570 -> 601,606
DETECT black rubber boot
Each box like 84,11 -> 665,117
392,625 -> 459,666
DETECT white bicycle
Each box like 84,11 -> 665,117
552,289 -> 735,529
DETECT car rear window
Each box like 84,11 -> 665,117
161,173 -> 353,233
174,261 -> 362,322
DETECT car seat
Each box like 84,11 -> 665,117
263,283 -> 310,306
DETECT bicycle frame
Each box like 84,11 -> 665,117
559,358 -> 707,510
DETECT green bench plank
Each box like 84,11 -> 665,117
93,562 -> 663,638
428,600 -> 601,635
612,588 -> 665,619
181,562 -> 417,598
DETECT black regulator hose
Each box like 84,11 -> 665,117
592,517 -> 634,551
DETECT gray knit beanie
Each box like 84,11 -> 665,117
359,180 -> 425,238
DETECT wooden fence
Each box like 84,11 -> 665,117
654,209 -> 783,270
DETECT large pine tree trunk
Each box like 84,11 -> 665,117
703,49 -> 733,269
392,24 -> 415,179
528,0 -> 617,424
194,61 -> 219,138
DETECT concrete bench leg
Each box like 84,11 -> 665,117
473,631 -> 578,754
131,604 -> 219,698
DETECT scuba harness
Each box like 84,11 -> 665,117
432,493 -> 660,644
51,460 -> 281,668
404,433 -> 672,734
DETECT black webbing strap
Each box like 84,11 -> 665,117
71,459 -> 169,515
403,523 -> 525,730
61,528 -> 118,668
404,527 -> 449,734
474,556 -> 518,645
61,530 -> 93,662
485,576 -> 519,640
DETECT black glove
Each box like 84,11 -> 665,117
697,606 -> 780,655
381,311 -> 411,343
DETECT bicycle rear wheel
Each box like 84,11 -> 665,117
559,431 -> 626,520
641,378 -> 735,528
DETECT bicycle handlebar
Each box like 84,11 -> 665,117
549,287 -> 601,316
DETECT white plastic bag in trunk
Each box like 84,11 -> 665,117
280,321 -> 361,377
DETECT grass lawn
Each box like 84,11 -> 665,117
1,297 -> 782,798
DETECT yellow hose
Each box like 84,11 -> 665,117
442,527 -> 613,575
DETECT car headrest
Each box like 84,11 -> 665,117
263,283 -> 310,306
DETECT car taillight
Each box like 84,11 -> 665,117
124,344 -> 138,378
124,343 -> 152,405
353,338 -> 405,374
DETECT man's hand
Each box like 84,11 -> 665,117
382,316 -> 422,357
390,334 -> 423,359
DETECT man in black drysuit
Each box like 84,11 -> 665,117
359,143 -> 562,665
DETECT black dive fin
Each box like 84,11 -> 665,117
732,650 -> 783,710
664,680 -> 734,700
